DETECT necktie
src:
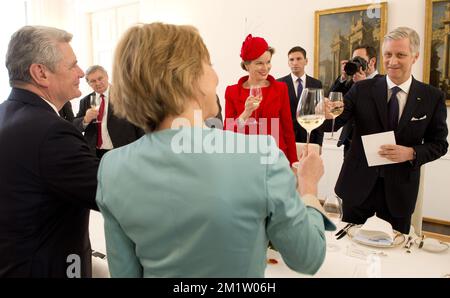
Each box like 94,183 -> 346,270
297,78 -> 303,100
387,86 -> 401,131
96,94 -> 105,148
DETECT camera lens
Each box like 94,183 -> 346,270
344,56 -> 368,76
344,62 -> 358,76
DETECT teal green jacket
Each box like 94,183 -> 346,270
96,127 -> 334,277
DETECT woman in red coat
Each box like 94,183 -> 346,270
224,34 -> 297,165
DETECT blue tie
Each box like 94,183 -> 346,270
388,86 -> 401,131
297,78 -> 303,100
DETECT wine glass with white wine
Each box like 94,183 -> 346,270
323,192 -> 343,252
247,85 -> 262,125
326,92 -> 344,140
296,88 -> 325,153
89,94 -> 100,124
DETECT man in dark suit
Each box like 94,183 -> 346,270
59,101 -> 75,121
205,95 -> 223,129
0,26 -> 99,277
278,46 -> 324,145
73,65 -> 143,158
329,45 -> 382,157
324,27 -> 448,234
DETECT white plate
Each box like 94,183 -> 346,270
415,238 -> 449,253
347,225 -> 405,248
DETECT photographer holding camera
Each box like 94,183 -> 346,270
329,45 -> 381,156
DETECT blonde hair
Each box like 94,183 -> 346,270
383,27 -> 420,54
240,47 -> 275,71
111,22 -> 210,132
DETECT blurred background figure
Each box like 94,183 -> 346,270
329,45 -> 381,157
73,65 -> 143,158
278,46 -> 324,146
96,22 -> 334,278
224,34 -> 297,165
204,94 -> 223,129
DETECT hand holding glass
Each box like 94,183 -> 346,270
248,85 -> 262,124
296,88 -> 325,153
90,94 -> 100,123
326,92 -> 344,140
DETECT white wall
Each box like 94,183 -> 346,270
0,1 -> 27,101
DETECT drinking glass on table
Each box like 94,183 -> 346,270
326,92 -> 344,140
323,192 -> 343,252
295,88 -> 325,153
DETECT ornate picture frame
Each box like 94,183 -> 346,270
314,3 -> 388,94
423,0 -> 450,106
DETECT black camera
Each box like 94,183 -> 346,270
344,56 -> 368,76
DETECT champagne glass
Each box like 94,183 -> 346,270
326,92 -> 344,140
248,85 -> 262,125
296,88 -> 325,153
90,94 -> 100,124
323,193 -> 343,252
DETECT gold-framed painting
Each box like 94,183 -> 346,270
314,3 -> 388,94
423,0 -> 450,106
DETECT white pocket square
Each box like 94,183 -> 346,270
411,115 -> 427,121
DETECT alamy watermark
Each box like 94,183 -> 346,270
66,254 -> 81,278
365,0 -> 383,19
170,110 -> 280,165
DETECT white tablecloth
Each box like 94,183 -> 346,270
265,222 -> 450,278
89,212 -> 450,278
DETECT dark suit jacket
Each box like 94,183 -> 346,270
0,88 -> 99,277
59,101 -> 75,122
330,74 -> 383,148
325,76 -> 448,217
73,92 -> 144,154
278,74 -> 324,145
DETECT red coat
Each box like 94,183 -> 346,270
224,75 -> 298,164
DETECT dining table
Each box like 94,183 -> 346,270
89,212 -> 450,278
265,221 -> 450,278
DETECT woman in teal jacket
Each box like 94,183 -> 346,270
96,22 -> 335,278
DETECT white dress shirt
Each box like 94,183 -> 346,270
386,75 -> 412,122
291,73 -> 306,98
93,87 -> 114,150
40,97 -> 59,115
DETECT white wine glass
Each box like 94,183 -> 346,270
296,88 -> 325,153
326,92 -> 344,140
248,85 -> 262,125
323,193 -> 343,252
90,94 -> 100,124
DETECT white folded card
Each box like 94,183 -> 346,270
354,215 -> 395,246
361,131 -> 398,167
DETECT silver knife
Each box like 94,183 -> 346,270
336,224 -> 354,240
335,223 -> 351,237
